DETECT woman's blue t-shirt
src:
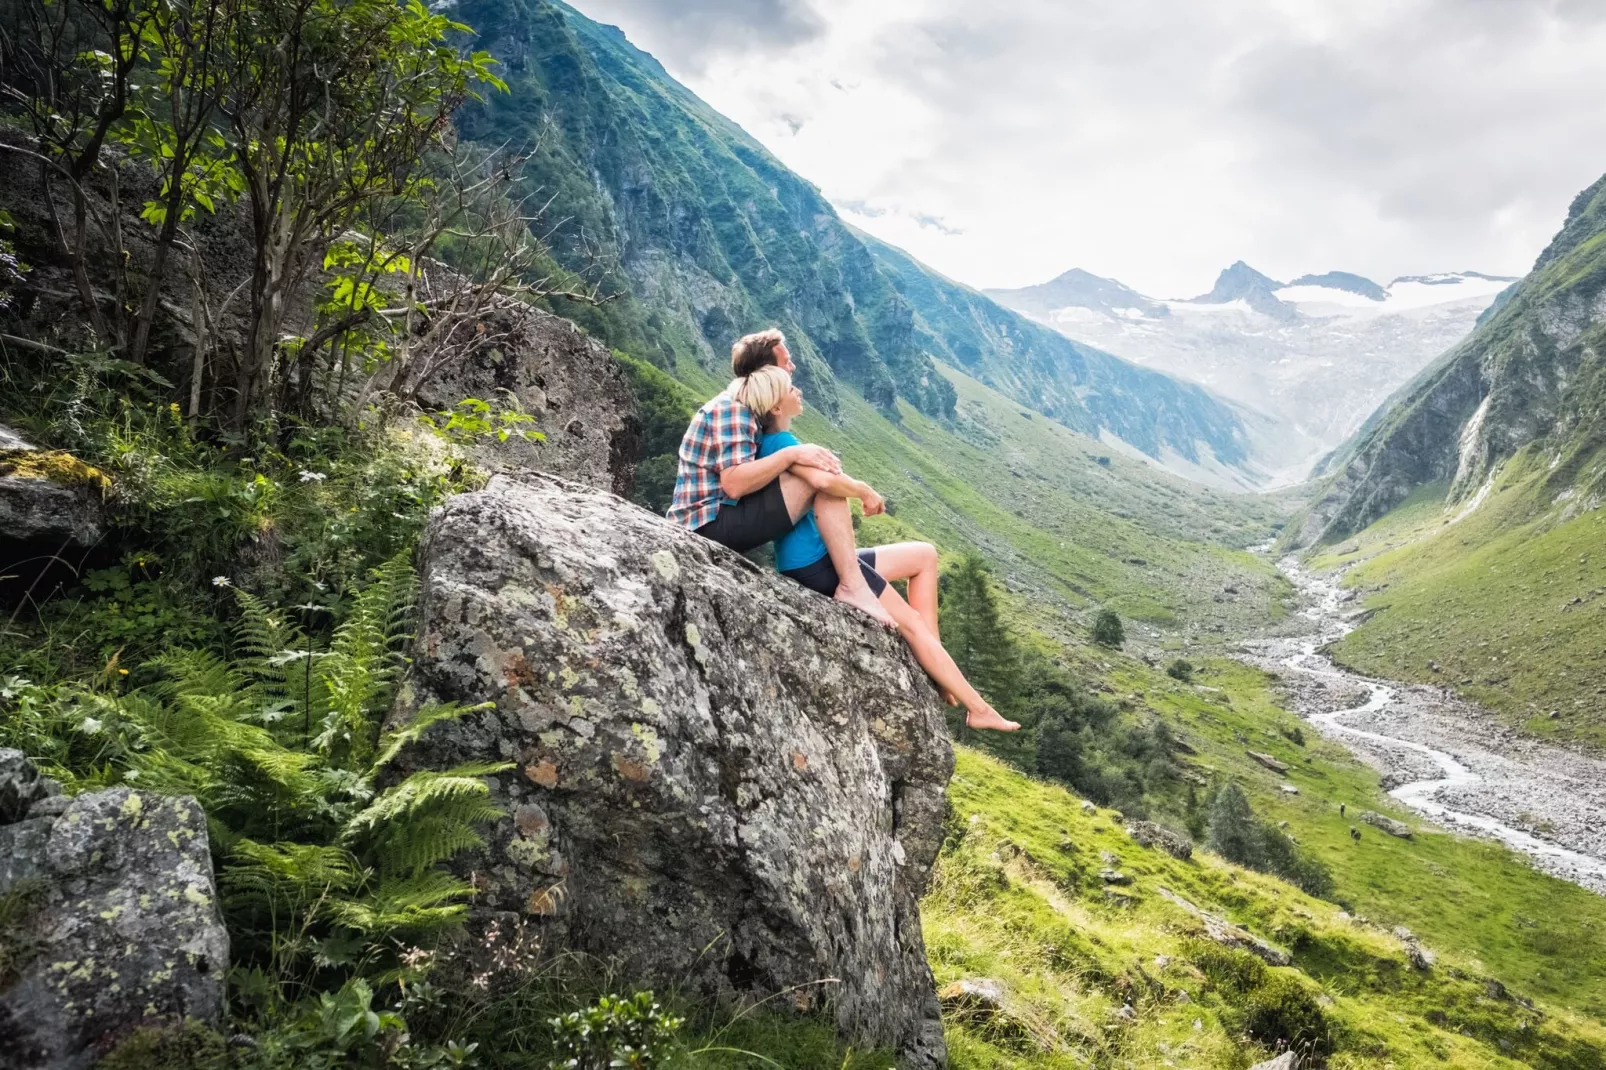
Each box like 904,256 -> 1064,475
757,431 -> 828,571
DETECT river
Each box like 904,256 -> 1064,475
1242,556 -> 1606,895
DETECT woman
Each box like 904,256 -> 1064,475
733,366 -> 1020,733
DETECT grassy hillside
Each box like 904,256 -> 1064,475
932,747 -> 1606,1068
1307,448 -> 1606,748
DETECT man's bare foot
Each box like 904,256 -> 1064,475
965,703 -> 1020,732
835,583 -> 896,627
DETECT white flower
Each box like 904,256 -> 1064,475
298,469 -> 328,483
77,716 -> 103,735
212,575 -> 231,587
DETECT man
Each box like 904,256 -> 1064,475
666,328 -> 893,625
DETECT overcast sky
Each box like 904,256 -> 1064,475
570,0 -> 1606,296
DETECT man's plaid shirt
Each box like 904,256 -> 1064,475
665,393 -> 760,530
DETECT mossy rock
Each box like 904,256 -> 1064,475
0,447 -> 111,491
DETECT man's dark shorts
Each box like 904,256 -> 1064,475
781,548 -> 887,598
693,478 -> 793,553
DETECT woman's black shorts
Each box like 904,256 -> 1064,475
781,548 -> 887,598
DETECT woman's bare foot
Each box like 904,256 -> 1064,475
965,702 -> 1020,732
835,583 -> 896,627
941,689 -> 960,707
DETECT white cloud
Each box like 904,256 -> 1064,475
568,0 -> 1606,296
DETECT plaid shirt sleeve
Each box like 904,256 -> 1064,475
665,395 -> 759,530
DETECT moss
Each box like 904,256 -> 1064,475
0,448 -> 111,491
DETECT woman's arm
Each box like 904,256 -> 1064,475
793,463 -> 885,516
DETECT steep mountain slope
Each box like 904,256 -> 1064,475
1294,172 -> 1606,547
988,265 -> 1511,484
859,233 -> 1258,487
1277,171 -> 1606,745
450,0 -> 1259,483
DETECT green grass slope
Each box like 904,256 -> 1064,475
1308,449 -> 1606,748
932,747 -> 1606,1068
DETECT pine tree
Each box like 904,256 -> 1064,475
1091,608 -> 1125,647
940,551 -> 1018,706
1207,781 -> 1263,869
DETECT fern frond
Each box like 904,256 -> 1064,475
231,586 -> 306,679
370,701 -> 494,774
340,763 -> 511,843
222,839 -> 360,917
326,870 -> 472,936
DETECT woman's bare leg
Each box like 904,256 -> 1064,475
782,471 -> 894,627
867,541 -> 941,637
870,541 -> 955,703
878,582 -> 1018,732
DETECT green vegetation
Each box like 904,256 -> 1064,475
1313,452 -> 1606,747
1091,609 -> 1125,648
930,747 -> 1606,1068
1206,782 -> 1335,899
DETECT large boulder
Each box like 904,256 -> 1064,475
0,751 -> 228,1069
392,475 -> 954,1068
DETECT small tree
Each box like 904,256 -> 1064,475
1207,782 -> 1262,869
1166,658 -> 1194,682
940,551 -> 1019,710
1091,608 -> 1124,647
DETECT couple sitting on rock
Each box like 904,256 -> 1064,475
666,328 -> 1020,732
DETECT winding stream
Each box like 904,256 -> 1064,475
1250,556 -> 1606,895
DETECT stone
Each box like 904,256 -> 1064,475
1100,868 -> 1131,885
393,475 -> 953,1068
1125,820 -> 1193,860
1360,810 -> 1414,839
1156,886 -> 1291,967
1246,750 -> 1290,774
0,426 -> 107,554
0,748 -> 57,823
937,978 -> 1057,1053
1249,1054 -> 1299,1070
1280,784 -> 1300,795
0,755 -> 227,1069
412,308 -> 640,496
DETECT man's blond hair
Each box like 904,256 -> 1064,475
730,365 -> 792,430
731,328 -> 786,377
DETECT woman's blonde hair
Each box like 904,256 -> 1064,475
728,365 -> 792,429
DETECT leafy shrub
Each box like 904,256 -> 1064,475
1091,608 -> 1125,647
1238,971 -> 1333,1061
1166,659 -> 1195,682
547,991 -> 684,1070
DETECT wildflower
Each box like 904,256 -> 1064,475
298,469 -> 328,483
118,668 -> 129,676
212,575 -> 231,587
77,716 -> 103,734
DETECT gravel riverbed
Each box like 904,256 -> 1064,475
1241,556 -> 1606,896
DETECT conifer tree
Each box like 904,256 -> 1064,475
940,551 -> 1019,710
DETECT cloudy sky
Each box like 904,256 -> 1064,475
569,0 -> 1606,297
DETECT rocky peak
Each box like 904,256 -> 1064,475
391,474 -> 955,1067
1191,261 -> 1296,319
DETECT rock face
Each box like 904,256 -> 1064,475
394,475 -> 955,1067
1125,820 -> 1193,861
1291,170 -> 1606,546
0,751 -> 228,1069
0,426 -> 106,552
412,304 -> 640,496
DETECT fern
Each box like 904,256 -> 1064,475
371,700 -> 494,773
342,764 -> 512,843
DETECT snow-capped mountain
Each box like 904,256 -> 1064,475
985,265 -> 1517,486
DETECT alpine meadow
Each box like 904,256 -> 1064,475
2,2 -> 1606,1069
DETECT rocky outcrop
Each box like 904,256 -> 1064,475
412,304 -> 640,496
1360,811 -> 1414,839
1125,820 -> 1193,861
1156,886 -> 1291,967
0,751 -> 227,1069
393,475 -> 955,1067
0,426 -> 107,552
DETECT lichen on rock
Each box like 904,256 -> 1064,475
392,474 -> 954,1067
0,750 -> 227,1069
